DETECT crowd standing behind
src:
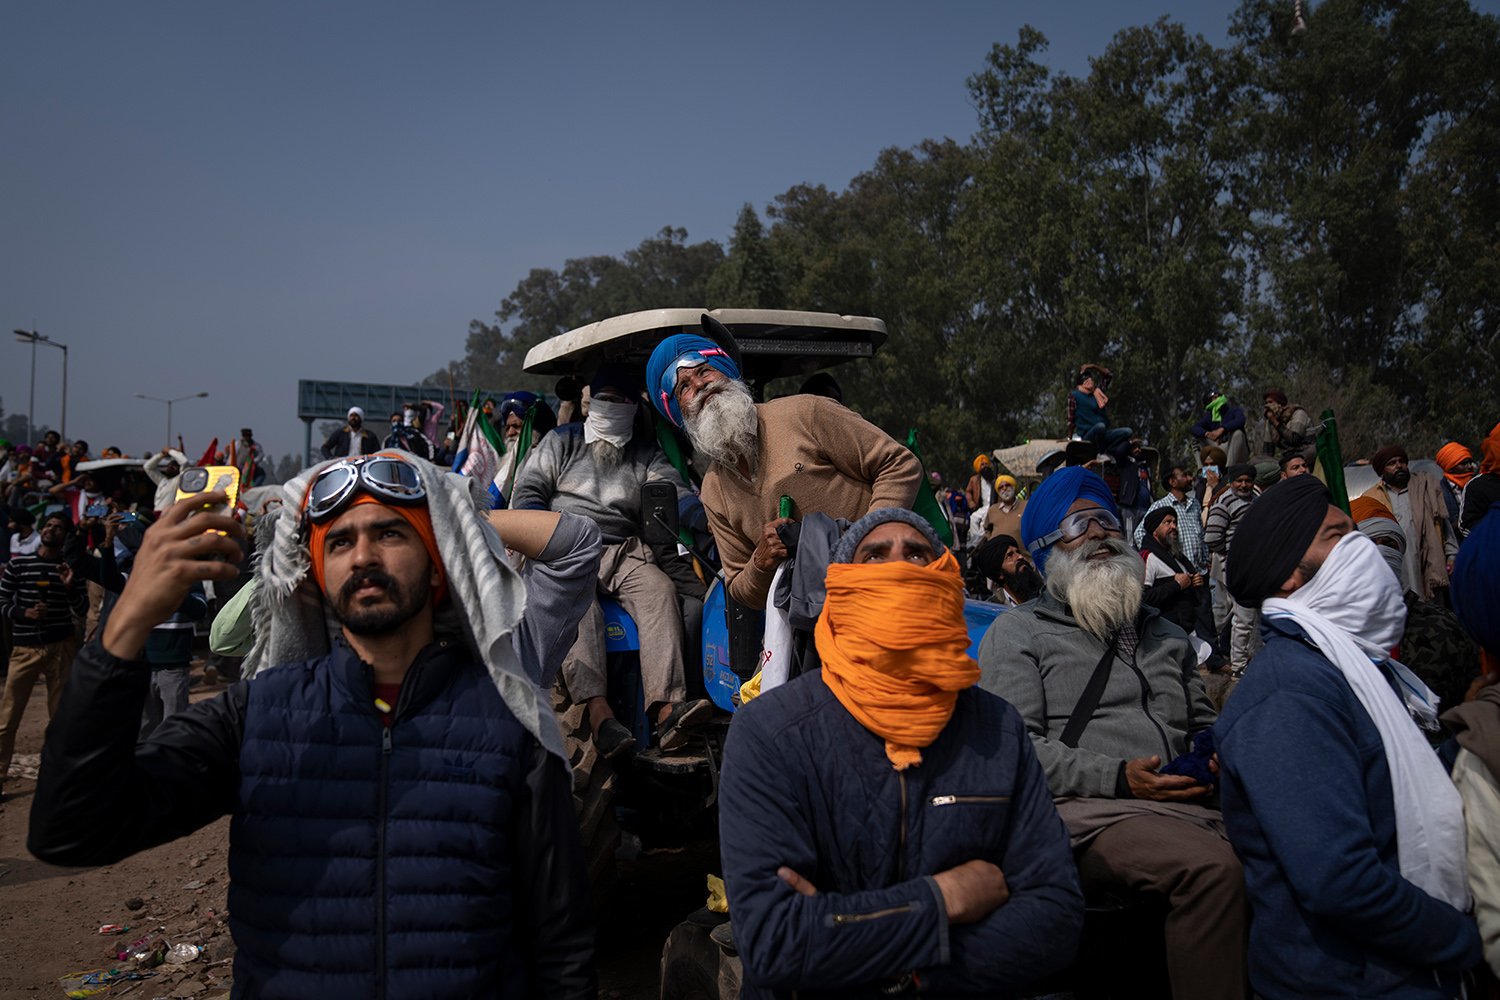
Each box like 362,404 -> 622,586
0,359 -> 1498,999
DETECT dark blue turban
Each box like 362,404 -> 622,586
646,334 -> 742,428
1451,503 -> 1500,655
1021,466 -> 1118,573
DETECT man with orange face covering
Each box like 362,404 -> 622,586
29,454 -> 600,999
1434,441 -> 1477,537
719,508 -> 1083,997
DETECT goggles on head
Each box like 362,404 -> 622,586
304,455 -> 426,525
1028,507 -> 1122,555
663,349 -> 732,402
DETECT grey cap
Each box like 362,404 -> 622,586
830,508 -> 945,564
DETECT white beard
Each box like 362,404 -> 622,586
589,438 -> 624,470
684,379 -> 760,471
1046,536 -> 1144,639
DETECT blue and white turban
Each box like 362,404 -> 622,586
646,334 -> 743,428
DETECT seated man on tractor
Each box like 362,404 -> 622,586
646,323 -> 923,611
720,508 -> 1083,996
511,366 -> 711,760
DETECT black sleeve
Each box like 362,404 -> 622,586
28,642 -> 245,866
1142,577 -> 1183,608
512,742 -> 596,999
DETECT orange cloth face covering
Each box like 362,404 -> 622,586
307,493 -> 448,606
815,549 -> 979,771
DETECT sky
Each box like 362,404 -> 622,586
0,1 -> 1367,464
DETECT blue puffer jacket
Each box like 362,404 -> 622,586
1215,618 -> 1482,999
720,671 -> 1083,997
230,640 -> 542,1000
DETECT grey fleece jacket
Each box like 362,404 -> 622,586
978,593 -> 1215,799
510,424 -> 690,544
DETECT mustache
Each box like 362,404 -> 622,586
339,569 -> 399,603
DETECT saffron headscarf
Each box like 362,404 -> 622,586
646,334 -> 743,428
307,492 -> 448,607
817,548 -> 978,771
1021,467 -> 1119,574
1435,442 -> 1476,489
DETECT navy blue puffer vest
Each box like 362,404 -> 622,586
229,640 -> 531,1000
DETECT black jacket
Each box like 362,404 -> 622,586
319,426 -> 382,460
29,641 -> 595,999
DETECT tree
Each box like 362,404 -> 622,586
706,204 -> 785,308
963,21 -> 1249,459
1229,0 -> 1500,455
435,228 -> 725,394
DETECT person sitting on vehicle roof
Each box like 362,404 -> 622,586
719,507 -> 1083,998
511,365 -> 711,760
646,319 -> 923,611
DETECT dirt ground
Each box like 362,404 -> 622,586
0,663 -> 717,1000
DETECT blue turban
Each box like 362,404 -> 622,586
1020,466 -> 1119,573
646,334 -> 742,428
1451,503 -> 1500,655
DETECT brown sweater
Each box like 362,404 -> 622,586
700,395 -> 922,609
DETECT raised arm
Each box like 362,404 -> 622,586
29,493 -> 249,865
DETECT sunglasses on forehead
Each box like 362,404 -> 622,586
304,455 -> 426,526
662,350 -> 731,400
1027,507 -> 1122,555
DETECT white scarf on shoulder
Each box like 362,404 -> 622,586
1262,531 -> 1469,910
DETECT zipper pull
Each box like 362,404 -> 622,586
930,795 -> 956,806
382,727 -> 393,754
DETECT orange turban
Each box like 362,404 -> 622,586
1436,442 -> 1476,489
307,493 -> 447,606
816,550 -> 979,770
1349,495 -> 1395,525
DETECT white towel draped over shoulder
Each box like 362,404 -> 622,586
1262,531 -> 1470,911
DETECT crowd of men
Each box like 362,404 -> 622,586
2,339 -> 1499,999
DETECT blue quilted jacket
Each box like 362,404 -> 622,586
720,672 -> 1083,997
229,640 -> 538,999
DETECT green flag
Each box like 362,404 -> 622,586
1315,409 -> 1349,515
905,429 -> 955,546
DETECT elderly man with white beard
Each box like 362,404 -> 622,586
978,467 -> 1249,1000
511,366 -> 712,759
1216,475 -> 1480,999
646,323 -> 923,610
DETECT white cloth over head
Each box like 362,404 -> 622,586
1262,530 -> 1469,911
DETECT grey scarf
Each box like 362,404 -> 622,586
241,457 -> 565,762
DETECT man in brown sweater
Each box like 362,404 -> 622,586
647,332 -> 922,609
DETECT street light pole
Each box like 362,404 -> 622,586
25,334 -> 36,445
14,329 -> 70,443
136,391 -> 210,446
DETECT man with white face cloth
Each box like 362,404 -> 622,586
1217,475 -> 1482,1000
510,366 -> 711,760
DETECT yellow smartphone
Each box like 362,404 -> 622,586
176,465 -> 242,524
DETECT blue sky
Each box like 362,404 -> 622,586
0,1 -> 1444,462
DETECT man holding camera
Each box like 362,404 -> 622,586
1068,365 -> 1133,458
29,456 -> 598,999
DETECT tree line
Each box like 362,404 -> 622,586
433,0 -> 1500,480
